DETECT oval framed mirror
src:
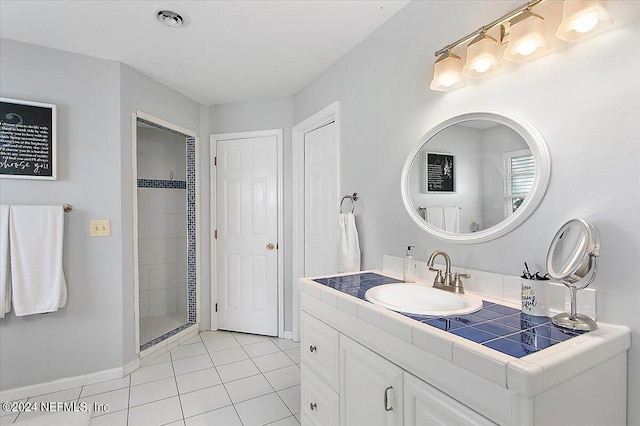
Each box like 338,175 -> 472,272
401,111 -> 551,244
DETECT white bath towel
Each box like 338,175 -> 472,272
9,205 -> 67,316
337,212 -> 361,273
426,207 -> 445,230
0,205 -> 10,318
443,207 -> 460,233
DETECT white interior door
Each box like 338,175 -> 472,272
216,135 -> 278,336
304,121 -> 339,277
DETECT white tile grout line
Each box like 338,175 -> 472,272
235,334 -> 300,424
170,343 -> 186,426
5,331 -> 301,425
204,332 -> 242,425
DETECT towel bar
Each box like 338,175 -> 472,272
340,193 -> 358,214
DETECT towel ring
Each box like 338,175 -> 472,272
340,193 -> 359,214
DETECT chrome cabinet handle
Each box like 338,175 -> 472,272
384,386 -> 393,411
310,402 -> 317,410
309,345 -> 317,352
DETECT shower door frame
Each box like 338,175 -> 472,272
132,111 -> 200,354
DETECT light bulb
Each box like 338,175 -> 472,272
517,39 -> 538,56
440,75 -> 455,88
574,12 -> 599,33
473,59 -> 491,73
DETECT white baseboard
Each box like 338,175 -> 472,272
1,324 -> 201,402
123,358 -> 140,377
284,330 -> 298,342
0,367 -> 123,402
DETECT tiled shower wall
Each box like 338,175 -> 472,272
137,126 -> 188,320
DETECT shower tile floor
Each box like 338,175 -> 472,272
1,332 -> 301,426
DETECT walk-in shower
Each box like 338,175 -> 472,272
133,113 -> 197,351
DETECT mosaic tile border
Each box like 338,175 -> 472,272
137,117 -> 190,138
137,179 -> 186,189
186,136 -> 196,324
140,322 -> 196,352
137,117 -> 197,349
314,273 -> 587,359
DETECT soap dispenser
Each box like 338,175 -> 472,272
403,246 -> 416,283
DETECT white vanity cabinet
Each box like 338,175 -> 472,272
300,309 -> 492,426
297,274 -> 630,426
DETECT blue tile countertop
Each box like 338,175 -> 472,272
313,272 -> 586,359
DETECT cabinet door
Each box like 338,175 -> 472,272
404,373 -> 496,426
301,365 -> 339,426
300,311 -> 340,390
340,335 -> 403,426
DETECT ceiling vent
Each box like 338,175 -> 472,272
156,10 -> 184,28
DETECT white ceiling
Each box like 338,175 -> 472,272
0,0 -> 410,105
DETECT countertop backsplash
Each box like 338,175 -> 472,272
382,255 -> 596,320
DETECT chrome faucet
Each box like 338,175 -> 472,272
426,250 -> 469,294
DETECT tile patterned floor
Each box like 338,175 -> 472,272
1,331 -> 301,426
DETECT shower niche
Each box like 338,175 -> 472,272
133,112 -> 198,351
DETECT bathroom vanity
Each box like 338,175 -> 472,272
297,271 -> 630,426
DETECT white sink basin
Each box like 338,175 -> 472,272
364,283 -> 483,316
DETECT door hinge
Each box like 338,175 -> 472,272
214,230 -> 217,239
215,303 -> 218,312
214,156 -> 217,166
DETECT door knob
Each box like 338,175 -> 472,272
266,243 -> 275,250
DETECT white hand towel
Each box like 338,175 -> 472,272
9,205 -> 67,316
337,212 -> 361,273
443,207 -> 460,233
426,207 -> 445,230
0,205 -> 10,318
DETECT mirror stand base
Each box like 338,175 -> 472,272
552,312 -> 598,331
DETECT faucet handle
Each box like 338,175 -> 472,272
429,268 -> 445,285
452,273 -> 470,294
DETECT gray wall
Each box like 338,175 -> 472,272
0,39 -> 123,389
0,40 -> 203,389
208,97 -> 294,330
293,1 -> 640,422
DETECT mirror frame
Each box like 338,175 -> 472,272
546,218 -> 600,289
401,111 -> 551,244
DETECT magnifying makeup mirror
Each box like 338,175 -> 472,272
546,219 -> 600,331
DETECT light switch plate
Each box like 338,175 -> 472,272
90,219 -> 111,237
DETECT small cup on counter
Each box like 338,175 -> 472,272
521,277 -> 550,317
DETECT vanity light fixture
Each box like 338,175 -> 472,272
503,9 -> 551,62
430,0 -> 613,91
556,0 -> 614,41
430,51 -> 465,91
462,32 -> 502,78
